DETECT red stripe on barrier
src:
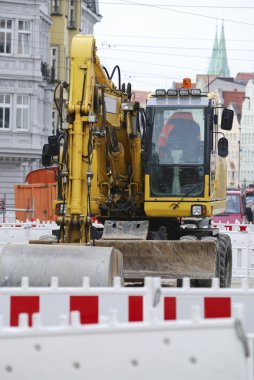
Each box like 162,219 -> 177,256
10,296 -> 40,327
164,297 -> 176,320
70,296 -> 98,324
128,296 -> 143,322
204,297 -> 231,318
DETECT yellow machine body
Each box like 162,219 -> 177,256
36,35 -> 233,286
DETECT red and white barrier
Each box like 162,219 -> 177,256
1,277 -> 254,335
0,309 -> 251,380
0,221 -> 59,243
213,222 -> 254,232
0,277 -> 149,327
212,222 -> 254,279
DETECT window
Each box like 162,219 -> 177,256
0,94 -> 11,129
149,107 -> 205,197
68,0 -> 76,28
0,18 -> 12,54
50,46 -> 58,80
16,95 -> 29,130
18,21 -> 31,55
51,0 -> 61,14
52,110 -> 58,134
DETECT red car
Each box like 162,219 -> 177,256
213,190 -> 246,224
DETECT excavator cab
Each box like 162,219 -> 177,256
144,86 -> 233,220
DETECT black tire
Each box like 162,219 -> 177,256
217,233 -> 232,288
177,234 -> 232,288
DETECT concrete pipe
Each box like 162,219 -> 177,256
0,244 -> 123,287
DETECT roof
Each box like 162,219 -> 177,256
146,96 -> 210,107
206,77 -> 245,92
235,72 -> 254,84
223,90 -> 245,113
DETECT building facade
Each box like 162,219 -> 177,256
50,0 -> 101,132
224,103 -> 241,189
0,0 -> 53,208
240,79 -> 254,187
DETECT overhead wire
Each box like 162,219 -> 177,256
58,0 -> 254,8
99,43 -> 254,52
103,56 -> 205,71
96,33 -> 254,42
98,47 -> 254,62
115,0 -> 254,27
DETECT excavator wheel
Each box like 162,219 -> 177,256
177,234 -> 232,288
195,233 -> 232,288
217,233 -> 232,288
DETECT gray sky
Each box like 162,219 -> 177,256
94,0 -> 254,91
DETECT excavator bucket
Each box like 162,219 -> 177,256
95,240 -> 217,280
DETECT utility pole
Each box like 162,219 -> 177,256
238,126 -> 241,189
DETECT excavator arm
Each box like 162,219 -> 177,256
53,35 -> 143,243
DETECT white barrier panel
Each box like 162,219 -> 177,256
2,277 -> 254,335
0,308 -> 251,380
212,223 -> 254,279
0,221 -> 59,243
213,222 -> 254,232
0,277 -> 148,327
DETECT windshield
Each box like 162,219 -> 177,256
224,194 -> 240,214
152,107 -> 205,165
149,107 -> 205,197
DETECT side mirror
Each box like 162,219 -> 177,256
221,109 -> 234,131
42,144 -> 51,167
218,137 -> 228,158
48,135 -> 59,156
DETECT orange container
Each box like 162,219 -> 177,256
25,167 -> 57,184
15,183 -> 57,222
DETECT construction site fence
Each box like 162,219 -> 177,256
213,222 -> 254,279
0,310 -> 251,380
0,277 -> 253,379
0,220 -> 58,243
0,276 -> 253,331
1,221 -> 254,280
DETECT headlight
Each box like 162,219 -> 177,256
155,89 -> 166,97
167,89 -> 178,96
191,205 -> 206,216
121,102 -> 134,111
179,89 -> 189,96
190,89 -> 201,96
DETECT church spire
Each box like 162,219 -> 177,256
207,21 -> 230,77
208,26 -> 218,75
216,21 -> 230,76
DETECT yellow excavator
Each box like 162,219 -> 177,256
0,35 -> 234,288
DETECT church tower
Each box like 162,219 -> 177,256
208,22 -> 230,77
